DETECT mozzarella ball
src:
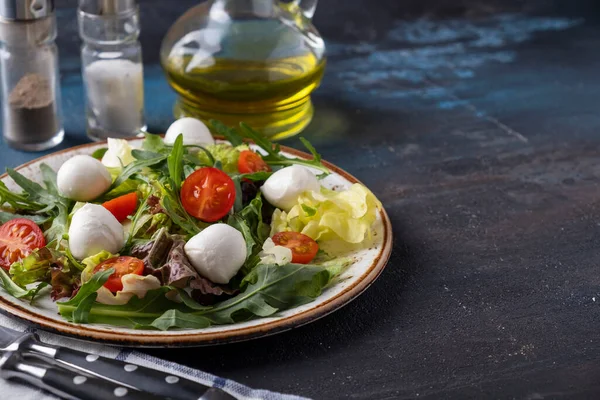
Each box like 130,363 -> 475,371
57,155 -> 112,201
261,165 -> 321,211
184,224 -> 247,284
68,204 -> 125,259
164,118 -> 215,146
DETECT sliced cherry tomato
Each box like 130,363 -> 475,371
180,167 -> 236,222
237,150 -> 271,174
102,192 -> 138,222
93,256 -> 144,293
272,232 -> 319,264
0,218 -> 46,270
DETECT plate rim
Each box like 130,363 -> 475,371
0,138 -> 393,347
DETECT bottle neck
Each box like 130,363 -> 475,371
0,15 -> 57,47
77,6 -> 140,45
214,0 -> 277,18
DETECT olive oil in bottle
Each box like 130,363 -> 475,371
160,1 -> 326,140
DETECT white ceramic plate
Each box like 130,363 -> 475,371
0,140 -> 392,347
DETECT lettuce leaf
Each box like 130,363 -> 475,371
196,143 -> 250,174
271,184 -> 382,244
81,251 -> 117,282
9,247 -> 68,286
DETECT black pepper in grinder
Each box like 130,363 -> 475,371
0,0 -> 64,151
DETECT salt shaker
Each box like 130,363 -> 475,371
78,0 -> 145,141
0,0 -> 64,151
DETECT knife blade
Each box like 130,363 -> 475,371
0,326 -> 235,400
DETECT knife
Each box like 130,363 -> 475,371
0,335 -> 162,400
0,326 -> 235,400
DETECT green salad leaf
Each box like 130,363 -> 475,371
143,309 -> 211,330
58,268 -> 114,307
209,121 -> 330,175
111,154 -> 167,190
0,210 -> 50,225
0,268 -> 48,303
9,247 -> 65,286
3,165 -> 72,244
210,120 -> 244,147
167,135 -> 185,189
142,132 -> 166,153
91,148 -> 108,160
57,262 -> 342,330
74,292 -> 97,323
0,181 -> 44,212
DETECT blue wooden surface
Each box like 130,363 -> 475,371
3,0 -> 600,398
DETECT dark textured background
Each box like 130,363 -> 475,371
2,0 -> 600,399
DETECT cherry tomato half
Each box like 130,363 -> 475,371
272,232 -> 319,264
93,256 -> 144,293
237,150 -> 271,174
0,218 -> 46,270
180,167 -> 236,222
102,192 -> 138,222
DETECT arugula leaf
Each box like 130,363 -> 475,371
111,155 -> 167,189
231,176 -> 243,213
0,181 -> 44,212
168,135 -> 184,189
6,168 -> 52,202
227,214 -> 256,265
143,309 -> 211,330
44,203 -> 69,245
73,292 -> 97,323
183,145 -> 215,167
0,268 -> 48,302
3,165 -> 72,244
238,123 -> 330,175
0,210 -> 50,225
99,179 -> 139,202
58,286 -> 177,325
91,148 -> 108,160
162,195 -> 202,236
237,171 -> 273,181
28,282 -> 49,304
124,192 -> 151,249
200,263 -> 340,324
131,149 -> 163,160
57,268 -> 114,307
183,165 -> 195,178
40,164 -> 60,196
209,120 -> 244,146
227,192 -> 270,275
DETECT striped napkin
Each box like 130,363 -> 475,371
0,313 -> 309,400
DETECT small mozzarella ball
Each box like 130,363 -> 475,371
69,204 -> 125,259
164,118 -> 215,146
184,224 -> 247,284
57,155 -> 112,201
261,165 -> 321,211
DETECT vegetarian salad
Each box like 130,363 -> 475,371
0,119 -> 381,330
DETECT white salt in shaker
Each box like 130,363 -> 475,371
78,0 -> 145,140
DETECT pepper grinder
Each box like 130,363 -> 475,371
0,0 -> 64,151
78,0 -> 145,141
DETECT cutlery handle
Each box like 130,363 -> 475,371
42,365 -> 162,400
2,351 -> 161,400
53,347 -> 235,400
